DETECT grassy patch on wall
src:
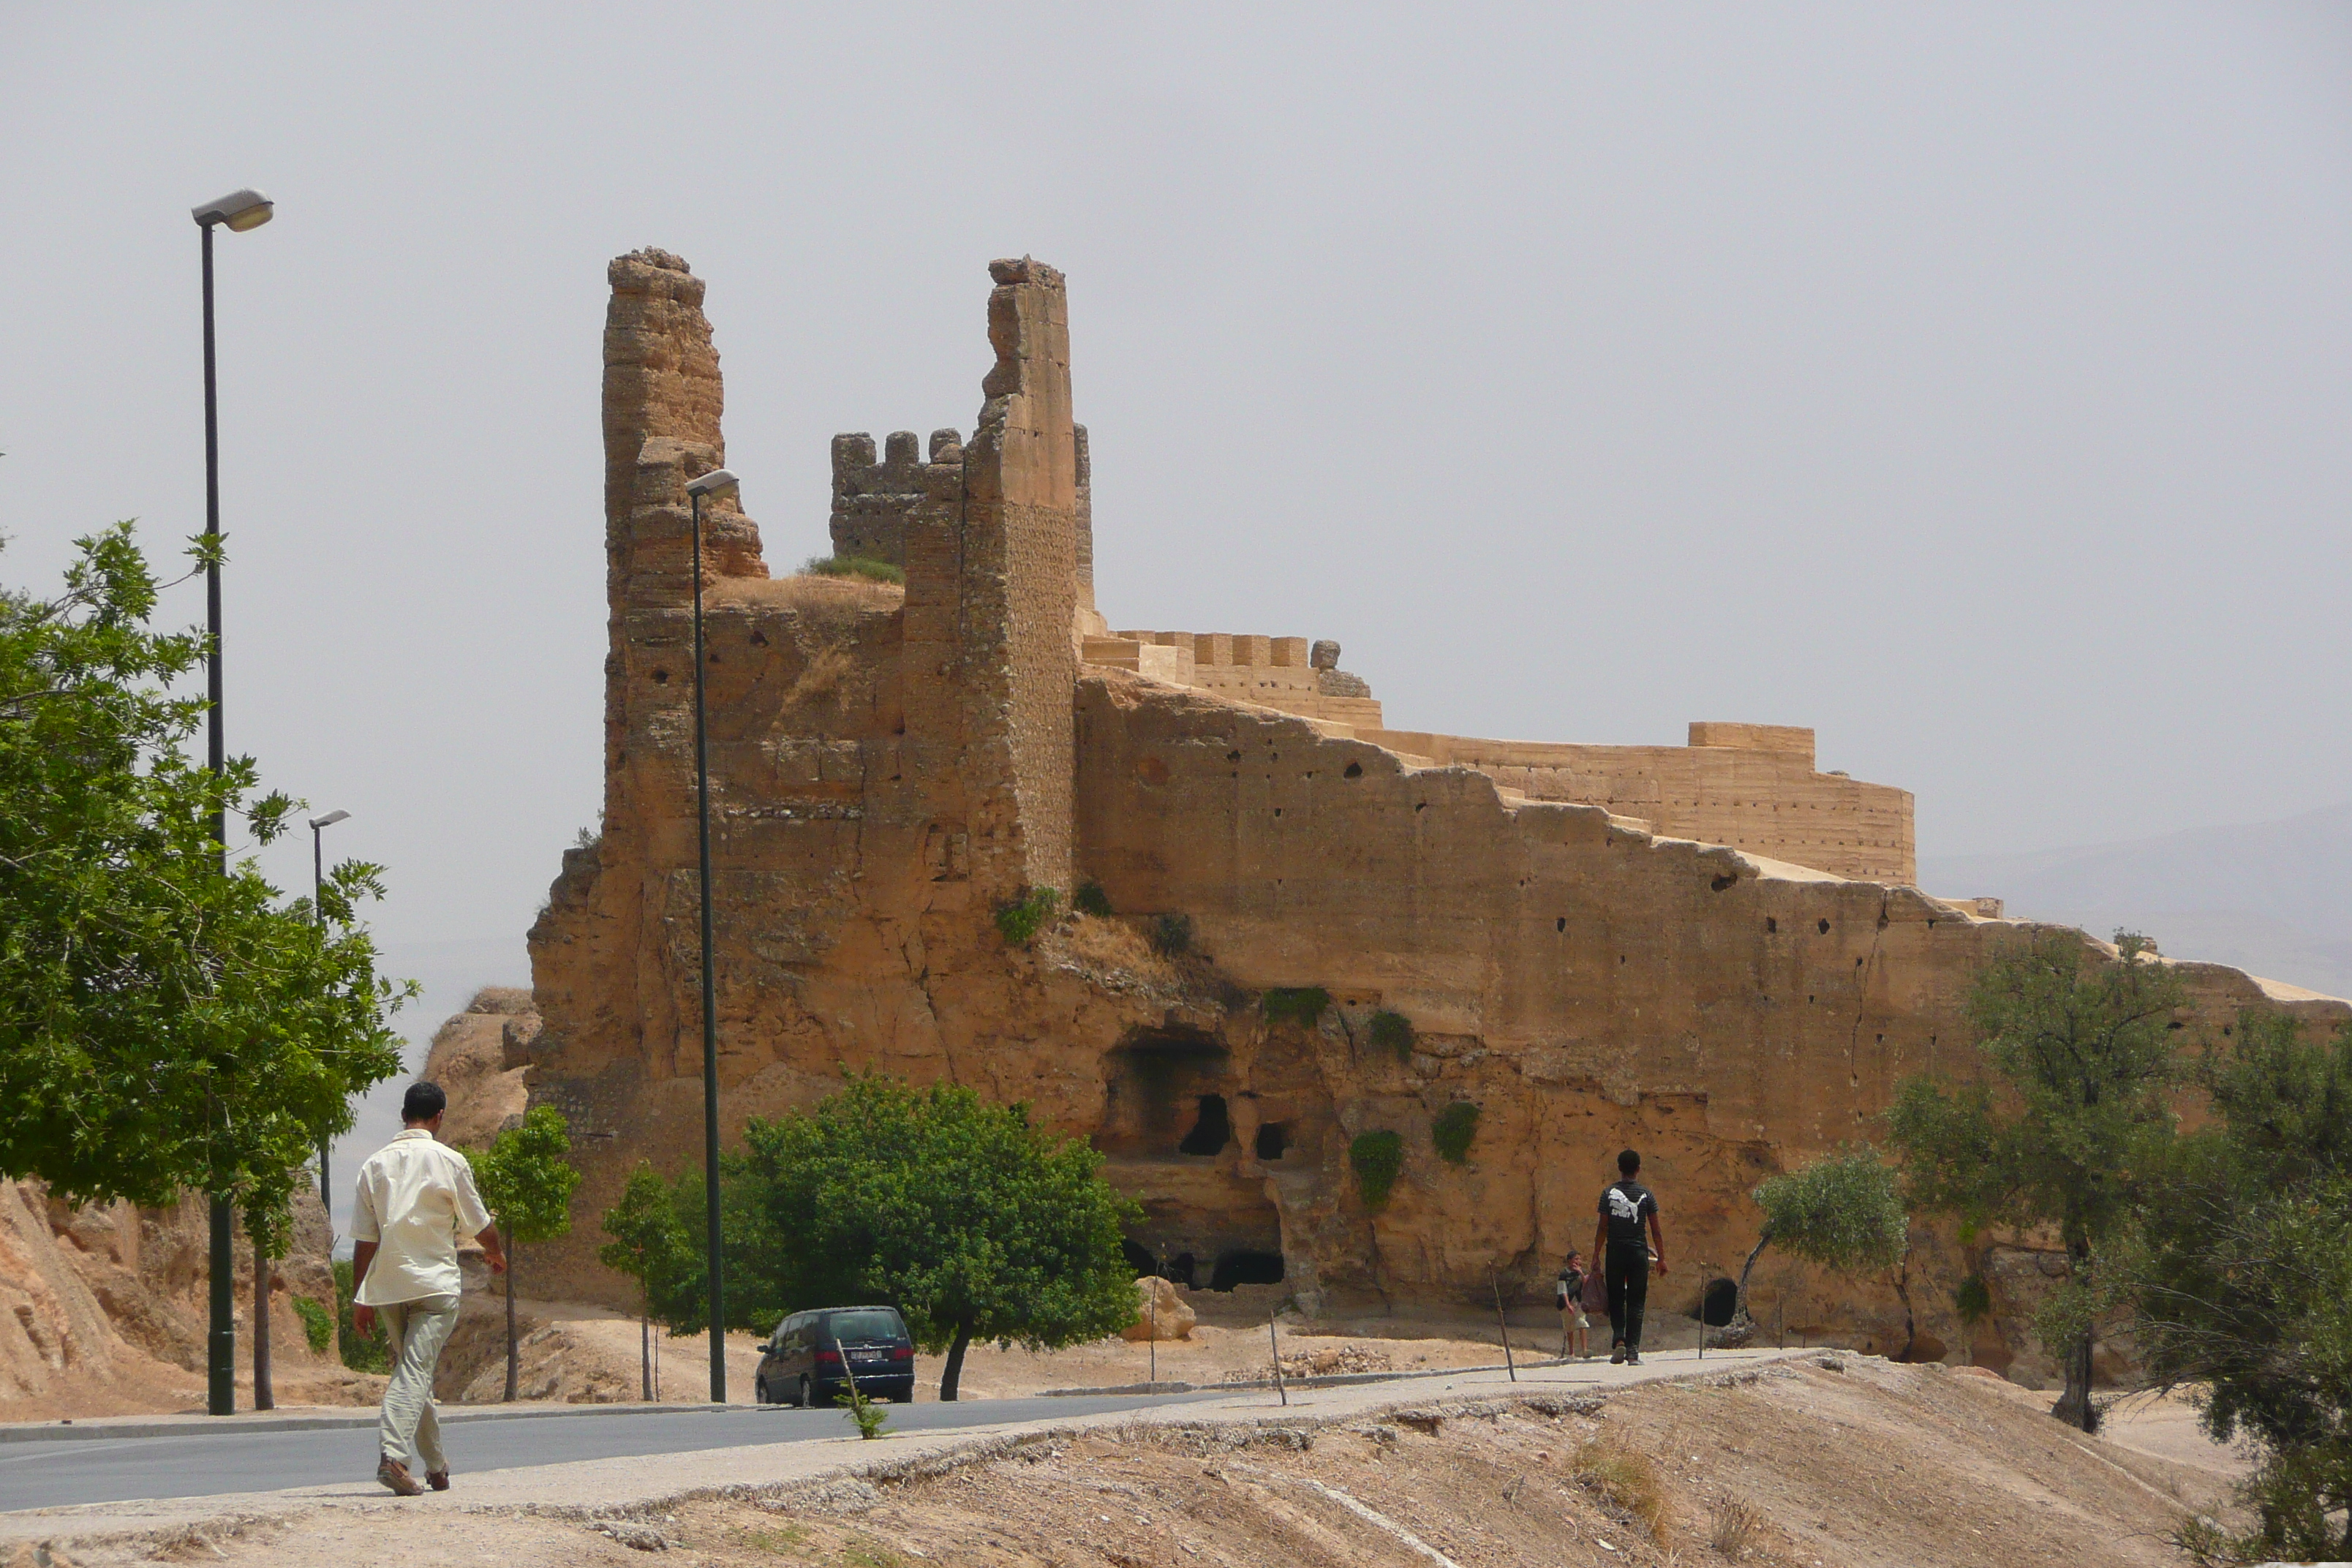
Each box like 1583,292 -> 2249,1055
1350,1130 -> 1404,1209
1431,1100 -> 1481,1164
1262,987 -> 1331,1028
1074,879 -> 1114,917
801,554 -> 906,584
995,887 -> 1060,946
1368,1009 -> 1414,1060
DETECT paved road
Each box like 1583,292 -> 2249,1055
0,1392 -> 1232,1512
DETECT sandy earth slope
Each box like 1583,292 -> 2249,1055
23,1356 -> 2245,1568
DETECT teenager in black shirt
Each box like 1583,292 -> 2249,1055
1591,1147 -> 1668,1364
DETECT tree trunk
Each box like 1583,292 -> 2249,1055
1734,1229 -> 1773,1321
2051,1237 -> 2097,1431
641,1297 -> 652,1403
502,1224 -> 519,1403
252,1235 -> 274,1411
1890,1261 -> 1917,1362
938,1319 -> 974,1403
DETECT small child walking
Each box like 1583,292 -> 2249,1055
1556,1250 -> 1592,1360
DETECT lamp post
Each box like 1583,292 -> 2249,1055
684,465 -> 739,1405
308,810 -> 350,1209
192,186 -> 273,1418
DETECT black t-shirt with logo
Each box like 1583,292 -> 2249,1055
1599,1179 -> 1657,1246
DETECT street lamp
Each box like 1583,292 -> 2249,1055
684,465 -> 737,1405
309,810 -> 351,1208
192,185 -> 273,1418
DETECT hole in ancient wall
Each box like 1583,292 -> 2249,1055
1344,761 -> 1363,779
1817,919 -> 1831,935
1766,917 -> 1778,933
1210,1250 -> 1285,1292
1556,917 -> 1567,932
1700,1277 -> 1739,1327
1711,875 -> 1735,892
1255,1122 -> 1289,1161
1099,1029 -> 1229,1158
1180,1094 -> 1233,1156
652,669 -> 670,685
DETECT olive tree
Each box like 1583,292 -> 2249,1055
1887,931 -> 2185,1431
1733,1145 -> 1912,1353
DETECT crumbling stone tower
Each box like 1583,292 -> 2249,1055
902,258 -> 1082,899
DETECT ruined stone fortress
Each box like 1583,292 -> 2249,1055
518,248 -> 2345,1371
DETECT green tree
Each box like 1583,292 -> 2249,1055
725,1076 -> 1140,1401
599,1159 -> 696,1400
1886,931 -> 2185,1431
472,1106 -> 582,1401
2135,1010 -> 2352,1560
1734,1145 -> 1912,1353
0,526 -> 407,1246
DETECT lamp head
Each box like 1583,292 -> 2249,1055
309,810 -> 351,830
193,189 -> 274,231
685,467 -> 740,501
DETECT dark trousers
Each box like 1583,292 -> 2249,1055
1605,1242 -> 1650,1349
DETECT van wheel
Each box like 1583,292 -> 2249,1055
797,1376 -> 812,1409
755,1377 -> 770,1406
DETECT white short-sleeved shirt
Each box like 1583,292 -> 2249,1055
350,1128 -> 495,1305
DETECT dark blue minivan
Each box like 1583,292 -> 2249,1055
755,1305 -> 916,1406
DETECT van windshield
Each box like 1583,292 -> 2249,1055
824,1310 -> 902,1343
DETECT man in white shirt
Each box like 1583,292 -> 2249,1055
350,1082 -> 505,1496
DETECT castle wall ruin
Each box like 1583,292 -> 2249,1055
516,250 -> 2348,1376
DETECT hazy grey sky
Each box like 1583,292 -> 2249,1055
6,1 -> 2351,980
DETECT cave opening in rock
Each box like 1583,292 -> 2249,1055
1122,1238 -> 1154,1276
1699,1276 -> 1739,1327
1254,1121 -> 1289,1161
1209,1249 -> 1285,1291
1180,1094 -> 1232,1156
1099,1028 -> 1229,1158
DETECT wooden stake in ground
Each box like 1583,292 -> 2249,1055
1491,1272 -> 1516,1382
1269,1311 -> 1286,1405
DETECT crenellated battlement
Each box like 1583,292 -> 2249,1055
829,427 -> 963,565
1082,630 -> 1385,728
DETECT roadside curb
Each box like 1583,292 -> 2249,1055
0,1401 -> 736,1446
1039,1354 -> 1591,1397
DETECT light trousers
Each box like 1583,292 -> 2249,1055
376,1293 -> 459,1472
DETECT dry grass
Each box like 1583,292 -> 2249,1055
1052,913 -> 1181,990
788,644 -> 855,708
766,572 -> 903,613
1708,1495 -> 1764,1557
1574,1431 -> 1667,1541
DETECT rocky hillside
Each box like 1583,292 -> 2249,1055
0,1181 -> 371,1420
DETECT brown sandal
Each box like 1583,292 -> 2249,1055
427,1470 -> 450,1491
377,1455 -> 423,1496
